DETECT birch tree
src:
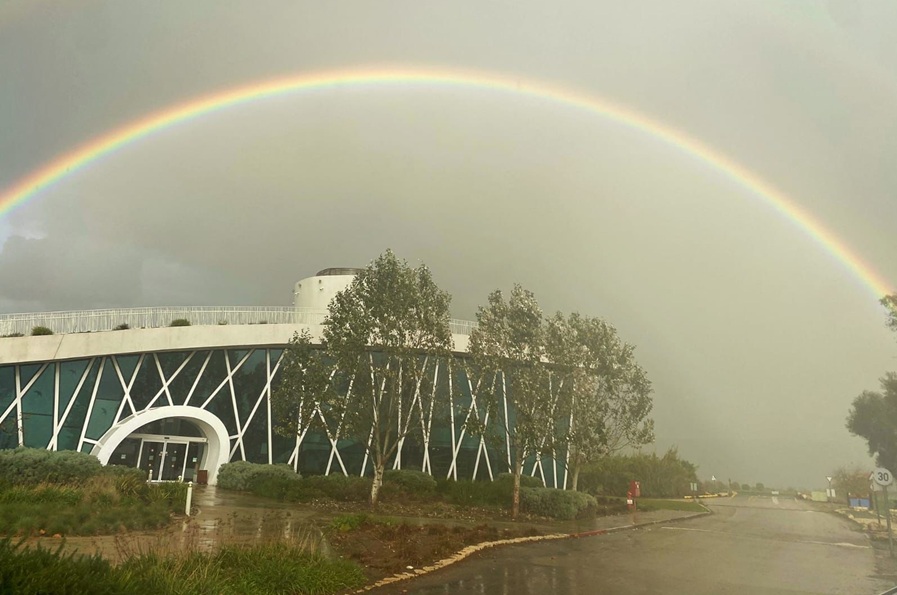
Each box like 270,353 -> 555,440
546,313 -> 654,491
270,329 -> 337,464
466,285 -> 561,519
321,250 -> 453,507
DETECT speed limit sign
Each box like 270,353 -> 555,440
874,467 -> 894,487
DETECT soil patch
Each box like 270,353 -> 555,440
327,519 -> 542,581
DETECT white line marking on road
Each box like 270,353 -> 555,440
660,527 -> 870,549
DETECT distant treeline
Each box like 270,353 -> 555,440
576,448 -> 698,498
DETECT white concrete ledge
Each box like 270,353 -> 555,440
0,324 -> 470,365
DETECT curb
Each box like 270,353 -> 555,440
355,507 -> 712,593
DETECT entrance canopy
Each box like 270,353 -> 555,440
91,405 -> 230,485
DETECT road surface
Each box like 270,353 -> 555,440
371,496 -> 896,594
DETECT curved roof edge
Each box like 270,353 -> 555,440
0,323 -> 471,365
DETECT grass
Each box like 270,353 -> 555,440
0,537 -> 365,595
0,476 -> 187,536
621,497 -> 707,513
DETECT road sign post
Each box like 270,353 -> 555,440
873,468 -> 894,557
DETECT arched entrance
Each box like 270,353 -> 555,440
91,406 -> 230,485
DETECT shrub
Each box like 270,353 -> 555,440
436,473 -> 543,508
113,323 -> 130,330
30,326 -> 53,336
1,333 -> 24,338
383,469 -> 437,493
217,461 -> 301,492
520,486 -> 597,520
169,318 -> 191,327
289,474 -> 371,503
0,448 -> 102,486
218,320 -> 229,325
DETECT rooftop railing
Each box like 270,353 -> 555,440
0,306 -> 478,338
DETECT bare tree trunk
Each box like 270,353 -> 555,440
371,461 -> 384,508
571,463 -> 581,492
512,457 -> 524,520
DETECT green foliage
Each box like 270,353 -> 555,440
383,469 -> 437,493
545,312 -> 654,490
520,486 -> 597,520
577,449 -> 698,498
272,250 -> 455,507
0,449 -> 184,536
30,326 -> 53,336
289,475 -> 372,503
847,373 -> 897,473
1,332 -> 24,338
216,461 -> 301,492
882,294 -> 897,335
0,537 -> 365,594
435,474 -> 542,507
168,319 -> 190,327
466,285 -> 560,519
0,448 -> 103,485
270,330 -> 334,440
0,477 -> 181,536
329,513 -> 369,532
0,538 -> 124,594
623,497 -> 705,513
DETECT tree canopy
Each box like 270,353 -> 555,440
545,312 -> 654,490
272,250 -> 453,507
846,373 -> 897,473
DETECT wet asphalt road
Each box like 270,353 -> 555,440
371,496 -> 895,595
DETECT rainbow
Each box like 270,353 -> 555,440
0,67 -> 891,298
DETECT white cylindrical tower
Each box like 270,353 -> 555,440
293,267 -> 361,310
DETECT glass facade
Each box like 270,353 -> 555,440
0,346 -> 567,488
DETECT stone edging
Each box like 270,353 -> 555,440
355,508 -> 712,593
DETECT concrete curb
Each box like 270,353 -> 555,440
355,507 -> 713,593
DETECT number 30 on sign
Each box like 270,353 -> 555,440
874,468 -> 894,487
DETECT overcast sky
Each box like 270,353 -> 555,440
2,1 -> 896,488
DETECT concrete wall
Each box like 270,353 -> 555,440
0,323 -> 470,365
293,274 -> 355,310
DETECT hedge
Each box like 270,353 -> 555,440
216,461 -> 301,492
0,448 -> 103,486
520,486 -> 597,520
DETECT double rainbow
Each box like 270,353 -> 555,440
0,67 -> 891,298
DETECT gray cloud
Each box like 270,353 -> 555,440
1,1 -> 896,487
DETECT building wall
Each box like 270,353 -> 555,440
0,333 -> 567,488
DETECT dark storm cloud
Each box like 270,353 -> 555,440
0,233 -> 142,310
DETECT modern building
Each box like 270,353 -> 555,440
0,269 -> 567,487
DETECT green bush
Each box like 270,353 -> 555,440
0,448 -> 103,486
520,486 -> 597,520
383,469 -> 436,495
436,473 -> 543,508
289,474 -> 371,503
113,323 -> 130,330
1,332 -> 24,338
30,326 -> 53,336
217,461 -> 301,492
169,319 -> 191,327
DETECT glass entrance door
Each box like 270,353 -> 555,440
139,441 -> 165,481
161,442 -> 187,480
